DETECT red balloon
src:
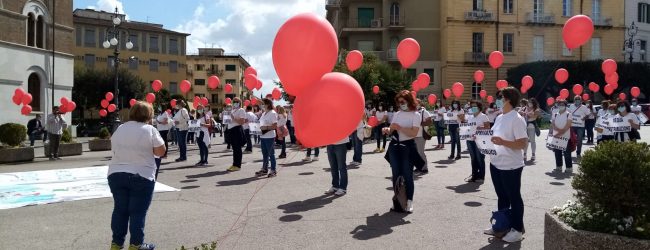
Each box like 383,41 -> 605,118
372,85 -> 380,95
107,104 -> 117,113
60,97 -> 70,105
101,99 -> 109,108
368,116 -> 378,127
489,51 -> 504,69
180,80 -> 191,93
208,76 -> 220,89
601,59 -> 617,75
14,88 -> 26,100
130,98 -> 137,107
521,75 -> 534,92
21,93 -> 32,105
225,84 -> 233,94
496,80 -> 508,90
443,89 -> 452,99
192,101 -> 199,109
397,38 -> 420,69
256,79 -> 263,90
588,82 -> 600,93
428,94 -> 437,104
417,73 -> 431,89
293,72 -> 365,148
559,89 -> 570,99
619,93 -> 627,100
546,97 -> 555,106
582,93 -> 590,101
99,109 -> 108,117
611,82 -> 619,90
67,101 -> 77,112
563,15 -> 594,50
225,98 -> 232,105
572,84 -> 584,96
251,98 -> 258,106
479,90 -> 487,99
346,50 -> 363,72
555,68 -> 569,84
245,74 -> 258,91
201,97 -> 209,106
474,70 -> 485,83
486,95 -> 494,104
12,94 -> 22,105
452,82 -> 464,98
272,88 -> 282,100
170,99 -> 177,108
631,87 -> 641,98
411,81 -> 420,92
604,84 -> 615,95
105,92 -> 114,102
145,93 -> 156,104
152,80 -> 163,92
245,67 -> 257,77
244,100 -> 251,107
21,105 -> 32,115
605,72 -> 619,85
272,13 -> 338,96
59,103 -> 68,113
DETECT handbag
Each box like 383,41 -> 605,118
568,128 -> 577,152
421,111 -> 433,140
490,209 -> 512,238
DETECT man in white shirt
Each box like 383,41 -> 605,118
415,103 -> 432,174
569,96 -> 590,159
46,106 -> 67,160
286,106 -> 296,145
243,106 -> 255,153
173,100 -> 190,162
156,110 -> 173,158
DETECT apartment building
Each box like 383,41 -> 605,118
625,0 -> 650,62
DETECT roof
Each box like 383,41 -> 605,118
73,9 -> 190,37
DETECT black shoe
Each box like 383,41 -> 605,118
267,171 -> 277,178
278,154 -> 286,159
455,155 -> 461,160
175,158 -> 186,162
255,169 -> 269,176
448,155 -> 454,160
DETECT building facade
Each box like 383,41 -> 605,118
0,0 -> 74,125
625,0 -> 650,62
186,48 -> 251,109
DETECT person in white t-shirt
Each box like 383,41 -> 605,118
276,106 -> 289,159
387,106 -> 395,123
615,101 -> 641,142
464,101 -> 490,182
550,100 -> 573,173
373,103 -> 389,153
195,105 -> 212,166
415,100 -> 432,174
155,110 -> 172,158
521,98 -> 541,161
173,100 -> 190,162
484,87 -> 528,243
486,102 -> 501,127
434,100 -> 447,149
631,98 -> 642,115
255,99 -> 279,177
595,103 -> 616,143
108,101 -> 165,250
569,96 -> 590,159
244,106 -> 256,153
226,98 -> 248,172
325,136 -> 350,196
447,100 -> 465,160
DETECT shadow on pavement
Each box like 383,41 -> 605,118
280,161 -> 312,168
434,165 -> 448,168
446,182 -> 482,194
180,179 -> 197,183
434,159 -> 456,165
181,185 -> 200,190
298,172 -> 314,176
464,201 -> 483,207
216,176 -> 263,186
544,171 -> 572,180
279,214 -> 303,222
350,212 -> 411,240
277,194 -> 338,214
478,237 -> 522,250
186,170 -> 229,179
549,182 -> 565,186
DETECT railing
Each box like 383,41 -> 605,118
465,10 -> 495,22
526,12 -> 555,24
592,16 -> 613,27
207,69 -> 224,76
345,18 -> 382,28
387,49 -> 398,61
464,52 -> 488,63
526,54 -> 556,62
388,15 -> 405,27
325,0 -> 341,8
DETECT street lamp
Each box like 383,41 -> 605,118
622,22 -> 646,63
102,7 -> 133,132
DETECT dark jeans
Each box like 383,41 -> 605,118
571,127 -> 585,156
448,124 -> 461,157
228,126 -> 244,167
585,119 -> 596,142
29,131 -> 39,146
374,124 -> 387,149
466,141 -> 485,179
261,138 -> 276,171
287,120 -> 296,144
108,172 -> 155,246
48,133 -> 61,158
435,121 -> 445,145
177,130 -> 188,160
279,138 -> 286,156
187,132 -> 195,144
389,141 -> 415,200
158,130 -> 169,157
598,135 -> 615,144
490,164 -> 524,232
306,147 -> 320,157
351,132 -> 362,163
155,158 -> 161,179
327,144 -> 348,190
197,131 -> 208,163
554,148 -> 572,169
244,129 -> 252,151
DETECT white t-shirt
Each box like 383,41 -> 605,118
228,108 -> 247,128
376,110 -> 388,123
569,104 -> 590,128
277,113 -> 287,127
616,113 -> 640,142
247,112 -> 259,124
486,108 -> 500,123
391,111 -> 421,141
387,111 -> 395,123
551,111 -> 571,138
631,105 -> 642,113
436,107 -> 447,121
446,109 -> 465,124
490,110 -> 528,170
156,112 -> 172,131
467,112 -> 490,141
287,110 -> 293,123
108,121 -> 165,181
259,110 -> 278,139
586,106 -> 596,119
173,108 -> 190,131
416,109 -> 432,138
332,136 -> 350,145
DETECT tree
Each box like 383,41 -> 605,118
72,66 -> 146,118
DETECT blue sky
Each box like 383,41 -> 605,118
73,0 -> 326,96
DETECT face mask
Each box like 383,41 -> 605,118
197,110 -> 204,114
175,105 -> 180,110
400,104 -> 408,111
225,107 -> 232,112
574,101 -> 581,106
632,102 -> 638,106
452,104 -> 458,109
233,103 -> 240,109
608,110 -> 616,115
471,107 -> 479,113
487,108 -> 493,112
496,99 -> 504,109
379,106 -> 383,111
558,106 -> 566,112
618,107 -> 626,113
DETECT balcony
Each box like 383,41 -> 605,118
325,0 -> 342,10
341,18 -> 384,37
387,49 -> 398,61
526,54 -> 556,63
363,50 -> 385,61
464,52 -> 489,64
526,12 -> 555,24
388,15 -> 405,29
465,10 -> 495,22
592,16 -> 613,27
207,68 -> 224,76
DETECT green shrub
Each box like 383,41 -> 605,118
0,123 -> 27,147
98,127 -> 111,139
177,242 -> 217,250
61,128 -> 72,143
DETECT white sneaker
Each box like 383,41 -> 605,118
325,187 -> 338,195
565,168 -> 573,174
312,156 -> 319,161
502,229 -> 524,243
334,189 -> 346,196
483,228 -> 495,236
407,200 -> 413,213
350,161 -> 361,166
302,156 -> 311,162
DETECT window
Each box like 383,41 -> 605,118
225,64 -> 236,71
84,54 -> 95,68
27,14 -> 35,47
169,60 -> 178,73
28,73 -> 40,111
533,0 -> 544,15
357,8 -> 374,28
533,36 -> 544,61
562,0 -> 572,17
472,33 -> 484,53
149,59 -> 159,71
36,16 -> 44,48
211,94 -> 219,104
503,33 -> 514,53
423,68 -> 434,87
75,27 -> 82,46
149,36 -> 159,53
141,33 -> 147,51
641,40 -> 647,61
390,3 -> 400,25
84,28 -> 96,47
471,82 -> 482,100
473,0 -> 484,11
161,35 -> 167,54
108,56 -> 115,69
406,69 -> 416,80
129,34 -> 138,50
129,57 -> 138,70
503,0 -> 513,14
226,79 -> 237,86
562,43 -> 572,56
639,3 -> 650,23
169,82 -> 178,94
196,64 -> 205,71
357,41 -> 375,51
169,38 -> 178,55
592,0 -> 601,18
591,38 -> 601,59
195,79 -> 206,85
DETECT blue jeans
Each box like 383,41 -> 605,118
554,148 -> 572,169
448,124 -> 461,157
261,138 -> 276,171
108,172 -> 155,246
287,120 -> 296,144
435,121 -> 446,145
374,124 -> 387,149
466,141 -> 485,179
306,147 -> 319,157
29,131 -> 38,146
327,144 -> 348,190
571,127 -> 585,156
244,129 -> 252,151
177,130 -> 188,160
158,130 -> 169,157
389,142 -> 415,200
197,131 -> 208,163
490,164 -> 524,232
155,158 -> 161,179
351,132 -> 362,163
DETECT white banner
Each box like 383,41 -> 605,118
459,122 -> 476,140
444,112 -> 458,125
188,120 -> 201,132
571,113 -> 585,127
475,129 -> 497,156
249,123 -> 261,135
546,131 -> 570,151
222,114 -> 232,125
638,113 -> 648,124
608,116 -> 631,133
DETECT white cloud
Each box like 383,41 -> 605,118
89,0 -> 128,19
174,0 -> 327,97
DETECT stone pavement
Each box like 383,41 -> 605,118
2,129 -> 648,250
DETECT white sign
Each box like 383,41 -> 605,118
607,116 -> 631,133
546,131 -> 570,151
249,123 -> 261,135
222,115 -> 232,125
638,113 -> 648,124
571,113 -> 585,127
188,120 -> 201,132
475,129 -> 497,156
444,112 -> 458,125
459,122 -> 476,140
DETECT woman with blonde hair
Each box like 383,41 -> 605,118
276,105 -> 289,159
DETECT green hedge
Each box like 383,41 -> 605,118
0,123 -> 27,147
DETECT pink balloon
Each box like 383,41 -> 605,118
245,74 -> 258,91
417,73 -> 431,89
208,76 -> 220,89
428,94 -> 437,104
559,89 -> 570,100
572,84 -> 584,96
192,100 -> 199,109
152,80 -> 163,92
521,75 -> 534,92
582,93 -> 590,101
479,90 -> 487,99
272,88 -> 282,100
256,79 -> 263,90
604,84 -> 615,95
452,82 -> 464,98
244,100 -> 251,107
555,68 -> 569,84
200,97 -> 209,106
631,87 -> 641,98
489,51 -> 504,69
107,104 -> 117,113
546,97 -> 555,106
245,67 -> 257,77
443,89 -> 452,99
12,94 -> 22,105
130,98 -> 137,107
372,85 -> 380,95
225,98 -> 232,105
619,93 -> 627,100
397,38 -> 420,68
486,95 -> 494,104
146,93 -> 156,104
105,92 -> 114,102
99,109 -> 108,117
601,59 -> 617,75
21,105 -> 32,115
293,72 -> 365,148
170,99 -> 177,108
59,103 -> 68,113
67,101 -> 76,112
411,81 -> 420,92
606,72 -> 619,85
14,88 -> 26,100
368,116 -> 378,127
60,97 -> 70,105
180,80 -> 191,94
496,80 -> 508,90
225,84 -> 233,94
589,82 -> 600,93
474,70 -> 485,83
21,93 -> 33,105
346,50 -> 363,72
272,13 -> 338,96
563,15 -> 594,50
251,98 -> 258,106
100,99 -> 109,108
611,82 -> 619,90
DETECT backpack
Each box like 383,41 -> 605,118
490,209 -> 512,238
391,176 -> 409,213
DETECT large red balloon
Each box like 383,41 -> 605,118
486,96 -> 494,104
99,109 -> 108,117
619,93 -> 627,100
152,80 -> 163,92
14,88 -> 26,100
489,51 -> 504,69
605,72 -> 619,85
180,80 -> 191,93
588,82 -> 600,93
293,72 -> 365,148
272,88 -> 282,100
521,86 -> 529,94
225,84 -> 233,94
397,38 -> 420,69
555,68 -> 569,84
417,73 -> 430,89
251,98 -> 258,106
521,75 -> 533,92
146,93 -> 156,104
604,84 -> 615,95
428,94 -> 437,104
21,105 -> 32,115
474,70 -> 485,83
559,89 -> 570,100
582,93 -> 590,101
368,116 -> 378,127
631,87 -> 641,98
130,98 -> 137,107
372,85 -> 380,95
225,98 -> 232,105
256,79 -> 263,90
208,76 -> 220,89
245,74 -> 258,91
100,99 -> 109,108
452,82 -> 464,98
346,50 -> 363,72
12,94 -> 22,105
546,97 -> 555,106
479,90 -> 487,99
21,93 -> 33,105
107,104 -> 117,113
67,101 -> 76,112
563,15 -> 594,50
60,97 -> 70,105
496,80 -> 508,90
443,89 -> 452,99
245,67 -> 257,77
272,13 -> 338,96
572,84 -> 584,96
105,92 -> 114,102
59,103 -> 68,113
411,81 -> 420,92
199,97 -> 208,106
601,59 -> 617,75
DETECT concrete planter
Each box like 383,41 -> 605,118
44,142 -> 83,157
88,139 -> 111,151
0,147 -> 34,163
545,212 -> 650,250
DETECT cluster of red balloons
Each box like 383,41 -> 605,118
601,59 -> 620,96
99,92 -> 117,117
191,95 -> 209,109
12,88 -> 37,116
245,67 -> 263,91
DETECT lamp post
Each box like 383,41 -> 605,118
623,22 -> 646,63
102,7 -> 133,132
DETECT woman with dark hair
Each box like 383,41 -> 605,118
550,99 -> 572,173
226,98 -> 248,172
523,98 -> 540,161
373,103 -> 389,153
447,100 -> 465,160
615,100 -> 641,142
464,101 -> 489,182
255,99 -> 279,177
383,90 -> 422,213
486,102 -> 501,128
433,100 -> 446,149
483,87 -> 528,243
195,105 -> 212,166
585,100 -> 596,144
